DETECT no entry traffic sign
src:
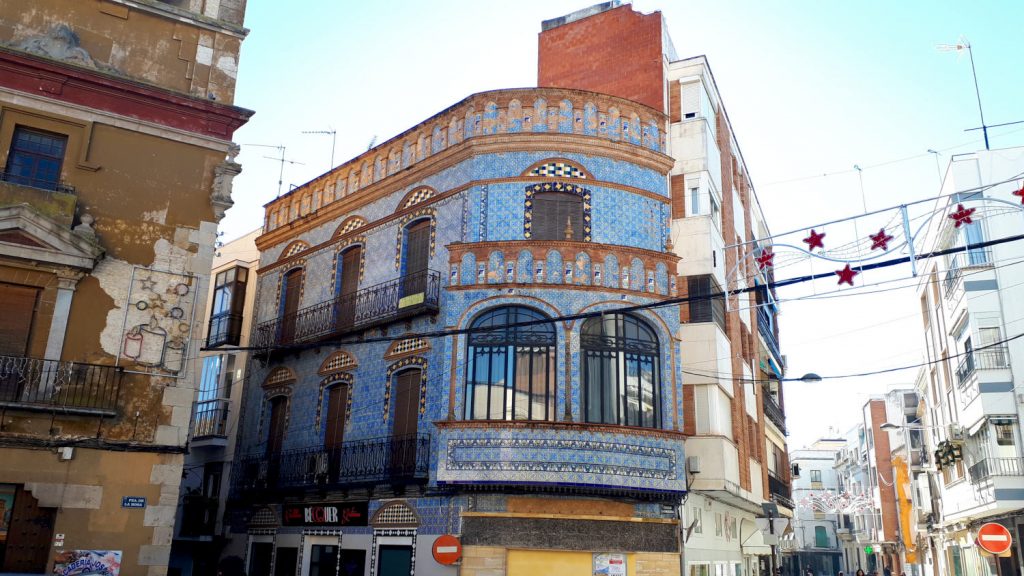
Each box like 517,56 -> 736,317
432,534 -> 462,565
977,522 -> 1013,555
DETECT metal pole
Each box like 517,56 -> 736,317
965,43 -> 990,150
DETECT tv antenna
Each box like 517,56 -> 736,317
302,128 -> 337,172
243,143 -> 305,197
937,37 -> 1024,151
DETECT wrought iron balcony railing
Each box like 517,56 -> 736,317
206,313 -> 244,348
763,393 -> 787,434
191,399 -> 230,439
232,433 -> 430,496
0,170 -> 76,194
944,250 -> 992,298
0,355 -> 123,416
968,457 -> 1024,483
252,270 -> 441,349
956,346 -> 1009,385
179,494 -> 219,537
768,472 -> 794,509
757,306 -> 783,365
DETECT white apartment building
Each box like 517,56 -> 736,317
169,228 -> 260,576
785,439 -> 846,576
913,146 -> 1024,576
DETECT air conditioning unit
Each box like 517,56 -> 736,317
948,424 -> 966,442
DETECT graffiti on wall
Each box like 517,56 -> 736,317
116,266 -> 197,378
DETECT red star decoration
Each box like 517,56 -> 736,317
869,229 -> 894,251
803,229 -> 826,251
755,249 -> 775,270
1013,184 -> 1024,205
836,264 -> 858,286
949,203 -> 976,228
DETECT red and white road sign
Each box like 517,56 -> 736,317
977,522 -> 1013,555
432,534 -> 462,565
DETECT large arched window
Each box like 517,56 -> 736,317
465,306 -> 556,421
533,192 -> 583,240
581,313 -> 660,428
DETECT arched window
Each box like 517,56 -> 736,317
532,192 -> 583,240
465,306 -> 556,421
581,313 -> 660,428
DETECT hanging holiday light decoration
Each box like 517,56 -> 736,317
797,490 -> 875,514
948,204 -> 976,228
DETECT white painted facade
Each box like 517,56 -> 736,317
911,147 -> 1024,576
786,440 -> 845,576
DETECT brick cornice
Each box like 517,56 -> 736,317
0,47 -> 253,139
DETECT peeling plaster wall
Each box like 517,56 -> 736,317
0,0 -> 245,102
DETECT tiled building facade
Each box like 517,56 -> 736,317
224,88 -> 687,576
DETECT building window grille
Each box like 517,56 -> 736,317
582,313 -> 661,428
4,126 -> 67,191
464,306 -> 555,421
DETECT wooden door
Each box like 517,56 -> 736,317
335,246 -> 360,329
401,221 -> 430,296
265,397 -> 287,486
325,383 -> 348,482
0,283 -> 39,357
2,487 -> 55,573
279,269 -> 302,343
390,370 -> 420,477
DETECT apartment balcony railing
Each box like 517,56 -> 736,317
232,433 -> 430,496
0,170 -> 76,194
956,346 -> 1009,385
768,472 -> 795,509
763,393 -> 787,434
252,270 -> 441,350
206,313 -> 243,348
191,399 -> 230,439
0,355 -> 123,416
968,457 -> 1024,483
179,494 -> 219,538
944,250 -> 993,299
757,306 -> 783,365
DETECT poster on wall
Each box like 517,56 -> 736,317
594,553 -> 627,576
0,484 -> 15,542
52,550 -> 122,576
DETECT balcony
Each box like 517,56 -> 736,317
956,346 -> 1009,385
757,306 -> 783,366
191,399 -> 230,442
763,393 -> 787,434
944,250 -> 992,300
968,457 -> 1024,483
232,434 -> 430,497
0,172 -> 77,227
251,270 -> 442,350
0,355 -> 123,416
179,494 -> 219,538
206,313 -> 243,348
768,472 -> 794,509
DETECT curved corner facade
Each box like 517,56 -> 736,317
227,88 -> 686,575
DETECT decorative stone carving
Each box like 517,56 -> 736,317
211,146 -> 242,220
12,25 -> 115,73
54,267 -> 86,291
73,213 -> 96,240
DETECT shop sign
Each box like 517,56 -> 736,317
281,501 -> 369,527
53,550 -> 122,576
593,552 -> 627,576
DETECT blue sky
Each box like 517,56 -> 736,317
224,1 -> 1024,446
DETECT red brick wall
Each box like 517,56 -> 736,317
538,5 -> 665,112
870,400 -> 900,546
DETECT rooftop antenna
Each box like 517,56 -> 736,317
242,143 -> 305,197
302,128 -> 337,171
367,135 -> 377,151
937,37 -> 1024,150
